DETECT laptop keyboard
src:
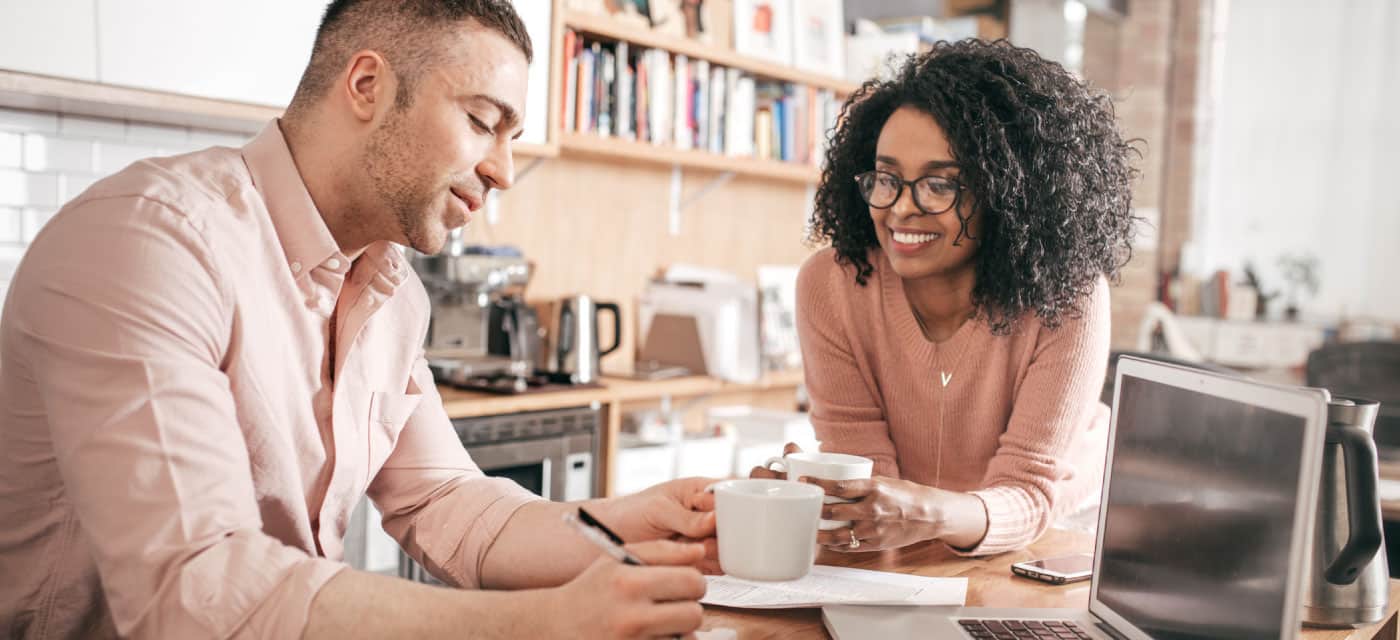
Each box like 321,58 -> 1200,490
958,619 -> 1091,640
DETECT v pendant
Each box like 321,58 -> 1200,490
940,371 -> 952,387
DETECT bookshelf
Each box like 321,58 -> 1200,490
559,131 -> 819,183
558,7 -> 848,184
562,10 -> 859,96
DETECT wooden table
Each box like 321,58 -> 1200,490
701,528 -> 1400,639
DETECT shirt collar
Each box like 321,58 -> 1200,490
242,120 -> 343,280
241,120 -> 409,285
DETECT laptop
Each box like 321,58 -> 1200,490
824,356 -> 1329,640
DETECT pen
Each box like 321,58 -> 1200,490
565,507 -> 645,566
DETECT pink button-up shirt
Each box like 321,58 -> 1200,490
0,122 -> 539,639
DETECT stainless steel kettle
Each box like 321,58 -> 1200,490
1302,395 -> 1389,628
543,295 -> 621,384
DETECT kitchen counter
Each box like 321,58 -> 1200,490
437,370 -> 806,496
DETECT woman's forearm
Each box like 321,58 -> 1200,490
925,488 -> 989,549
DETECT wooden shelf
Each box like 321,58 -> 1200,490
0,70 -> 279,133
563,10 -> 859,95
512,140 -> 558,159
438,369 -> 804,419
558,131 -> 820,183
0,69 -> 553,161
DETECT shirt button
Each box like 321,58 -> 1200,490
290,261 -> 303,274
318,297 -> 334,315
326,257 -> 342,270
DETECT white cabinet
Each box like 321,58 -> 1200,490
94,0 -> 324,107
0,0 -> 99,80
1175,316 -> 1328,370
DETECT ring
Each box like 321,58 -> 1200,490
848,529 -> 860,550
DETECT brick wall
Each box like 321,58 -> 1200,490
1158,0 -> 1209,275
1086,0 -> 1214,349
1080,0 -> 1179,349
0,107 -> 250,298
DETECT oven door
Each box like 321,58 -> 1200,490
466,433 -> 594,502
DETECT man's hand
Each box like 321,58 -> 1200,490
590,477 -> 721,574
543,540 -> 707,639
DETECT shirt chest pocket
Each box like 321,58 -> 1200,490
366,390 -> 422,478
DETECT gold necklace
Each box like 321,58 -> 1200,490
913,308 -> 971,388
933,336 -> 972,487
914,305 -> 974,488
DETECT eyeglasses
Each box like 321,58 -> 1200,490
854,170 -> 965,215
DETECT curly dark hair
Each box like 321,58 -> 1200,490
810,39 -> 1139,335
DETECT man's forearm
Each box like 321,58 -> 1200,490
303,567 -> 554,639
477,479 -> 717,590
477,499 -> 609,590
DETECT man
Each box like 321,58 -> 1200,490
0,1 -> 717,638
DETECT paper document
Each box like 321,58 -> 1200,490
701,565 -> 967,609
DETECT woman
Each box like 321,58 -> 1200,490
756,40 -> 1138,555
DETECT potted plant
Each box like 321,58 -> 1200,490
1276,253 -> 1319,322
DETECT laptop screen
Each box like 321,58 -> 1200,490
1095,374 -> 1312,639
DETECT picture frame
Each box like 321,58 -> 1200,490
790,0 -> 844,77
732,0 -> 793,66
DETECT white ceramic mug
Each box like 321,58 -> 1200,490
709,479 -> 824,581
764,452 -> 874,530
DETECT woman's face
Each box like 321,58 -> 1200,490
867,106 -> 981,281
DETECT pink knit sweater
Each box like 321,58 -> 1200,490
797,247 -> 1111,555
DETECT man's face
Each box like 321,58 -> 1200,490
363,28 -> 528,254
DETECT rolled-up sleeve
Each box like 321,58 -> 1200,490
12,195 -> 343,638
368,359 -> 541,589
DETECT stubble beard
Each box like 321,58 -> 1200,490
365,109 -> 444,254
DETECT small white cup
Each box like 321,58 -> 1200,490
710,479 -> 825,581
764,452 -> 874,530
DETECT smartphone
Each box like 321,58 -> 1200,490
1010,553 -> 1094,585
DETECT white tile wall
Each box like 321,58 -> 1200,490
0,208 -> 22,244
59,174 -> 99,202
21,209 -> 56,243
0,106 -> 254,294
23,134 -> 95,173
58,114 -> 127,141
95,141 -> 161,174
0,245 -> 25,284
0,109 -> 58,133
0,133 -> 20,168
0,170 -> 58,207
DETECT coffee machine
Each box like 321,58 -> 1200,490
411,249 -> 539,391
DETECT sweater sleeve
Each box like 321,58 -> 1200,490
959,278 -> 1112,555
796,251 -> 900,477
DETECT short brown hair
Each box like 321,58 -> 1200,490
288,0 -> 532,112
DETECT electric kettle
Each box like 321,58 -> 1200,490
543,295 -> 621,385
1302,395 -> 1389,628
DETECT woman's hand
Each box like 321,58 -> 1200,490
800,476 -> 989,552
748,442 -> 805,479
